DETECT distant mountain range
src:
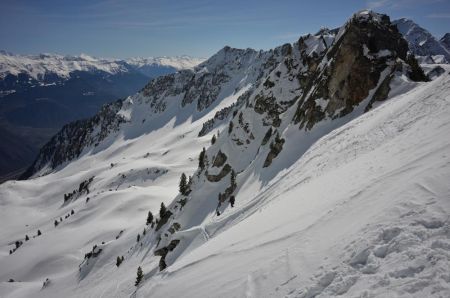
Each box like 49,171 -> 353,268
0,52 -> 204,180
393,18 -> 450,62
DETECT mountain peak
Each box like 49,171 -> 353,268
393,18 -> 450,60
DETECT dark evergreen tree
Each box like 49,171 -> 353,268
71,209 -> 75,215
211,134 -> 216,144
146,211 -> 153,225
135,266 -> 143,286
159,202 -> 167,218
179,173 -> 187,195
37,230 -> 42,236
54,220 -> 58,227
230,170 -> 236,188
136,233 -> 140,242
25,235 -> 29,241
230,196 -> 235,207
198,148 -> 206,170
228,121 -> 234,134
116,256 -> 123,267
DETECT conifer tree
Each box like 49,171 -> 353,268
25,235 -> 29,241
230,170 -> 236,187
159,202 -> 167,218
146,211 -> 153,225
179,173 -> 187,195
137,234 -> 140,242
228,121 -> 234,134
37,230 -> 42,236
211,134 -> 216,144
198,148 -> 206,169
116,256 -> 123,267
135,266 -> 143,286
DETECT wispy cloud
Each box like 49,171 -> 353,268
426,13 -> 450,18
367,0 -> 443,10
367,0 -> 390,9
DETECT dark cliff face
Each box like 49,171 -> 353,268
293,12 -> 424,130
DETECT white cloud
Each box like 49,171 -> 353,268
426,13 -> 450,19
367,0 -> 443,10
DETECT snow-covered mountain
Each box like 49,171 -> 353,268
0,52 -> 204,181
440,33 -> 450,52
0,51 -> 203,81
126,56 -> 205,77
393,18 -> 450,62
1,10 -> 449,298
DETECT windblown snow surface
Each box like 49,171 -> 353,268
1,64 -> 450,298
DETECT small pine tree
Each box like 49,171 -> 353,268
135,266 -> 143,286
137,233 -> 140,242
37,230 -> 42,236
229,195 -> 235,207
116,256 -> 123,267
230,170 -> 236,187
143,228 -> 146,235
25,235 -> 29,241
146,211 -> 153,225
211,134 -> 216,144
179,173 -> 187,195
54,220 -> 58,227
228,121 -> 234,134
71,209 -> 74,215
198,148 -> 206,169
159,202 -> 167,218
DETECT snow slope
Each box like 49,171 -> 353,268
138,65 -> 450,298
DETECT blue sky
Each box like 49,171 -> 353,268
1,0 -> 450,58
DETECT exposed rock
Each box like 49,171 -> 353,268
154,239 -> 180,271
206,164 -> 232,182
263,134 -> 285,168
294,11 -> 426,130
155,210 -> 173,231
212,150 -> 227,168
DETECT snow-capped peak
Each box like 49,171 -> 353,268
0,51 -> 205,80
393,18 -> 450,60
